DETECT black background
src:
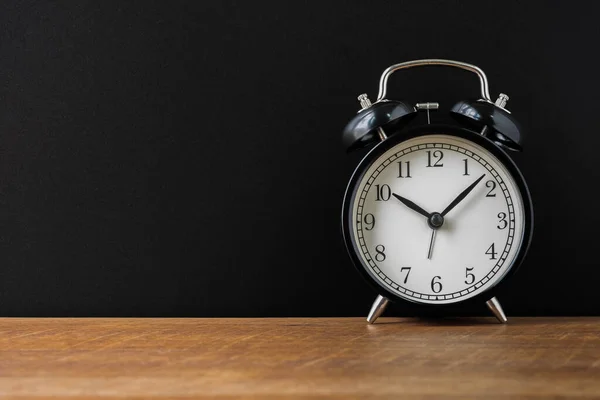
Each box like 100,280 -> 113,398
0,1 -> 597,316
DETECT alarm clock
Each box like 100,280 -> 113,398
341,59 -> 533,324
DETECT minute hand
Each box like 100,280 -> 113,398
440,174 -> 486,217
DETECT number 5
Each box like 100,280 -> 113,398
465,267 -> 475,285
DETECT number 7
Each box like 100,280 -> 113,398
400,267 -> 411,284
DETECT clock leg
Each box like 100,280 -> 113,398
366,295 -> 389,324
486,297 -> 508,324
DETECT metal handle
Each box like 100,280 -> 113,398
376,59 -> 492,102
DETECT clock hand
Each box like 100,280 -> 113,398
427,229 -> 437,260
391,192 -> 439,259
391,193 -> 431,218
440,174 -> 486,217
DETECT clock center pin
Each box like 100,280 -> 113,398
428,212 -> 445,229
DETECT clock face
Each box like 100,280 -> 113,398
347,133 -> 527,304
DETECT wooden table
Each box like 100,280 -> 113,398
0,318 -> 599,399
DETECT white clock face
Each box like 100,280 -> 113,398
350,134 -> 526,304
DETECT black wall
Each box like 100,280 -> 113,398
0,1 -> 597,316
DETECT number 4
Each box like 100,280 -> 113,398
485,243 -> 497,260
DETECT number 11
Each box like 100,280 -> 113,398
397,161 -> 411,178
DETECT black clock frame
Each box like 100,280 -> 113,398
341,124 -> 534,309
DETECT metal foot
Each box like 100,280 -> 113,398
486,297 -> 508,324
366,295 -> 389,324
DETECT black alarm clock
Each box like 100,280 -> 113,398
341,59 -> 533,324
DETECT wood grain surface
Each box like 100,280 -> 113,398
0,318 -> 599,399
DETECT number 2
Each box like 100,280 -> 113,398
486,180 -> 497,197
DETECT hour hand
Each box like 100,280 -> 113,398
392,193 -> 430,218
